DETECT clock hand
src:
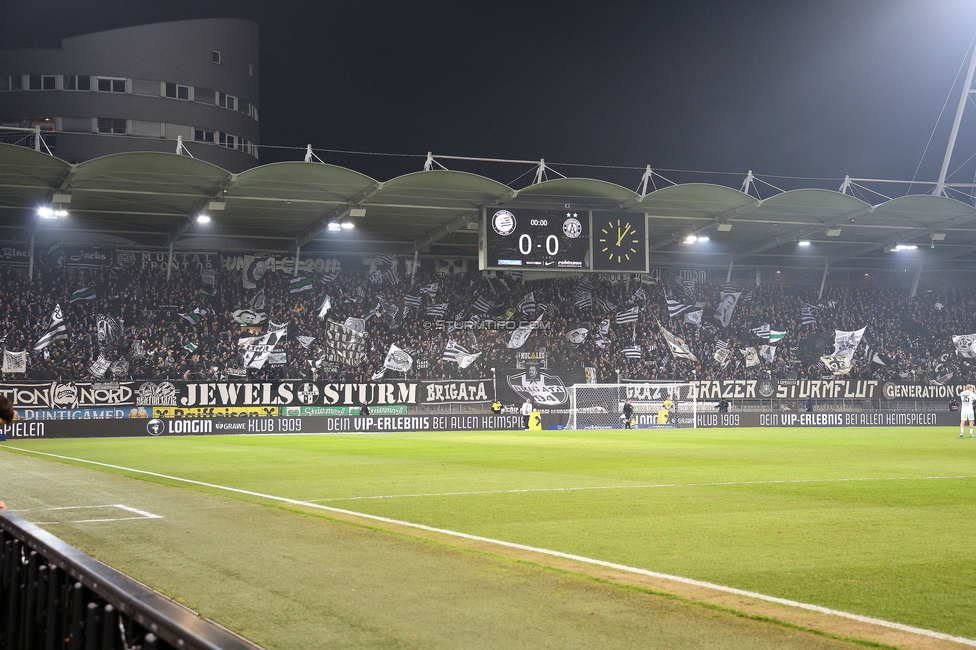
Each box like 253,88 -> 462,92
617,223 -> 631,246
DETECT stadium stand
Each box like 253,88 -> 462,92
0,260 -> 968,387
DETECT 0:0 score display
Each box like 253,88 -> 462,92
483,208 -> 591,270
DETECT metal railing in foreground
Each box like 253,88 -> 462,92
0,512 -> 261,650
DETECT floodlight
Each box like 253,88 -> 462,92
697,235 -> 709,242
825,228 -> 842,237
683,234 -> 697,244
349,207 -> 367,218
716,222 -> 732,232
798,240 -> 811,247
931,232 -> 946,241
208,200 -> 226,211
341,221 -> 355,230
196,214 -> 211,224
327,222 -> 342,232
37,206 -> 66,219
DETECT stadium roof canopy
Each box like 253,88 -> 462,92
1,143 -> 974,277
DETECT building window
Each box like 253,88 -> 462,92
97,118 -> 127,134
165,83 -> 190,100
28,75 -> 56,90
0,77 -> 8,91
212,50 -> 221,64
97,77 -> 126,93
193,128 -> 215,143
9,76 -> 22,91
217,92 -> 237,111
218,132 -> 238,149
64,75 -> 91,91
248,63 -> 254,77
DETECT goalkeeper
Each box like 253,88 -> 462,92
663,396 -> 677,427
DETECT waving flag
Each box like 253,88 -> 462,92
34,304 -> 67,350
289,276 -> 313,294
616,306 -> 639,324
517,292 -> 536,315
661,326 -> 697,362
69,287 -> 96,303
667,299 -> 693,318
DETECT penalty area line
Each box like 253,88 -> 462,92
5,445 -> 975,648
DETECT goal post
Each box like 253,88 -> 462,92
568,382 -> 697,430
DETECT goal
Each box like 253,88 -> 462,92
568,382 -> 697,429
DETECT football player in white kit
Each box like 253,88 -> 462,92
960,384 -> 976,437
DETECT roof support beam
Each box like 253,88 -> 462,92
825,211 -> 976,266
413,213 -> 478,253
728,207 -> 872,263
647,201 -> 761,253
294,184 -> 383,250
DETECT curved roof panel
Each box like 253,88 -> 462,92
637,183 -> 756,218
511,178 -> 638,209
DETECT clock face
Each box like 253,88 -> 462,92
592,213 -> 648,272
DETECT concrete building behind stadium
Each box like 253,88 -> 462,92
0,18 -> 259,173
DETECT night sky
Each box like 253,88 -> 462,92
4,0 -> 976,189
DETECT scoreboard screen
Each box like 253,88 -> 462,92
482,208 -> 591,271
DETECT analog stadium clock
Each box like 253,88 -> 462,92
592,213 -> 648,272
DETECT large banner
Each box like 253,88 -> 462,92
692,379 -> 970,401
421,379 -> 493,404
695,411 -> 954,428
495,367 -> 586,408
0,414 -> 524,438
116,250 -> 219,273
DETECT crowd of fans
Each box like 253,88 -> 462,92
0,259 -> 970,385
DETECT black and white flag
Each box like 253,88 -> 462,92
595,297 -> 616,314
95,314 -> 124,357
517,292 -> 536,315
442,340 -> 468,364
751,324 -> 770,339
472,295 -> 494,313
232,309 -> 267,325
2,351 -> 26,374
684,310 -> 703,326
297,335 -> 316,349
821,353 -> 852,375
323,320 -> 366,367
863,343 -> 891,367
426,303 -> 449,318
418,282 -> 439,297
343,317 -> 366,334
242,255 -> 271,289
179,307 -> 207,325
404,294 -> 422,312
713,292 -> 742,328
616,306 -> 639,324
621,345 -> 642,360
383,344 -> 413,372
35,304 -> 67,350
321,271 -> 339,283
721,282 -> 740,293
667,299 -> 693,318
317,295 -> 333,320
249,289 -> 266,311
952,334 -> 976,359
566,323 -> 590,348
89,354 -> 112,379
574,292 -> 593,309
385,263 -> 400,285
800,300 -> 820,326
507,315 -> 543,349
661,326 -> 698,362
238,330 -> 287,370
759,344 -> 776,364
834,327 -> 866,359
740,347 -> 759,367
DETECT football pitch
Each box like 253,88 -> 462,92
1,426 -> 975,649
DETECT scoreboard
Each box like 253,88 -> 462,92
480,208 -> 648,273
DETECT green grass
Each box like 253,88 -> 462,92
4,426 -> 976,640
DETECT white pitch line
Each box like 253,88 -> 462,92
4,446 -> 975,648
307,474 -> 976,502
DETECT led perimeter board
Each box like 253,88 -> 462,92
481,208 -> 591,271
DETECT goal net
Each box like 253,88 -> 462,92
568,382 -> 697,429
